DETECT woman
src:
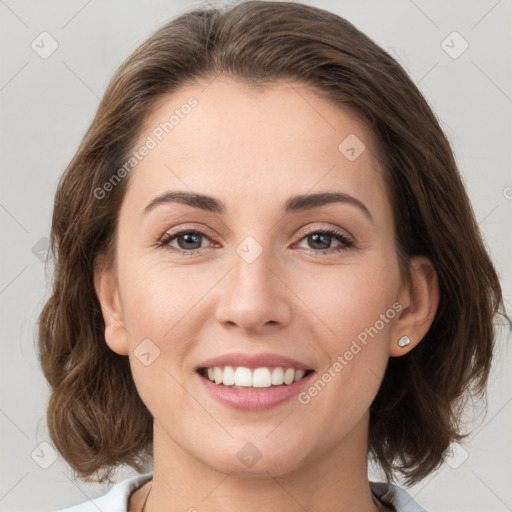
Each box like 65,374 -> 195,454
38,1 -> 510,511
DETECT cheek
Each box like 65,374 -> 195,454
293,255 -> 399,435
295,259 -> 397,399
293,304 -> 390,447
119,260 -> 203,416
119,256 -> 206,340
293,258 -> 397,349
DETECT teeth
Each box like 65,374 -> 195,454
294,369 -> 306,382
234,367 -> 253,386
202,366 -> 308,388
223,365 -> 235,386
252,368 -> 271,388
284,368 -> 295,384
271,367 -> 284,385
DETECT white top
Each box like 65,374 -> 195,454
54,472 -> 427,511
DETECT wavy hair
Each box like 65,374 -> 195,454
38,0 -> 510,486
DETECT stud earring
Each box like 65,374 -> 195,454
397,335 -> 411,348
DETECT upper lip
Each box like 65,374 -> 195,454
196,352 -> 314,371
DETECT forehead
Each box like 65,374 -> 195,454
123,77 -> 390,221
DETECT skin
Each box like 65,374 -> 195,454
94,77 -> 439,512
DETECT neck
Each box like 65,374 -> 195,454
144,411 -> 384,512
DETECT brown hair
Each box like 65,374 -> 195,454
38,0 -> 510,486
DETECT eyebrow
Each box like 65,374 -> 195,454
143,190 -> 373,223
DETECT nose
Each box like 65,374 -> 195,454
214,244 -> 292,333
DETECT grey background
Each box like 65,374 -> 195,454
1,1 -> 511,511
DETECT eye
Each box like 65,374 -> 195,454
294,227 -> 354,255
157,229 -> 215,255
156,226 -> 355,256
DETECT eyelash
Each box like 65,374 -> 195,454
156,227 -> 355,256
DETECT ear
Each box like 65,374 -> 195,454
389,256 -> 440,357
93,255 -> 129,356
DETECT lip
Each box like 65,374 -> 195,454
196,369 -> 315,411
196,351 -> 314,371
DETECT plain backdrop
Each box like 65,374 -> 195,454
1,1 -> 511,511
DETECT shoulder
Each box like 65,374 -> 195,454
53,473 -> 153,512
53,474 -> 424,512
370,481 -> 428,512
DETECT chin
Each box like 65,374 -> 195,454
197,441 -> 309,479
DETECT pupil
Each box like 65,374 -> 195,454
309,233 -> 330,249
179,233 -> 201,250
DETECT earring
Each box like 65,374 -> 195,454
397,335 -> 410,348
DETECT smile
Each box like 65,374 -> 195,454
198,366 -> 314,389
196,366 -> 316,411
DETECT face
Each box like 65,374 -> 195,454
96,77 -> 419,478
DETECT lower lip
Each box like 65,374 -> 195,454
196,370 -> 315,411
